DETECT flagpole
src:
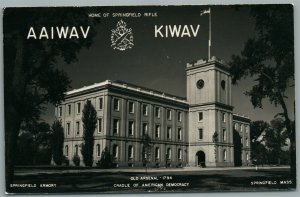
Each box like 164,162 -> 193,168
208,7 -> 211,60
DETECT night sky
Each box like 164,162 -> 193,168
39,5 -> 294,124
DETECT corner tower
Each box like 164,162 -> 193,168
186,56 -> 234,167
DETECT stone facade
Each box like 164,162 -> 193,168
56,57 -> 250,167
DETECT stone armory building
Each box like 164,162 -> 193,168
55,57 -> 251,167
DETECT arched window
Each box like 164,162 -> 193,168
155,147 -> 160,159
223,149 -> 227,161
178,149 -> 182,160
96,144 -> 100,157
128,145 -> 133,159
65,145 -> 68,156
74,145 -> 78,156
113,145 -> 118,158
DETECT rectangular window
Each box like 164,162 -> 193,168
178,149 -> 182,160
113,119 -> 119,134
128,147 -> 133,159
66,122 -> 70,135
77,103 -> 81,114
222,113 -> 226,122
246,138 -> 249,146
68,105 -> 71,115
96,144 -> 101,157
142,104 -> 148,116
113,145 -> 118,158
58,107 -> 62,117
155,125 -> 160,138
99,97 -> 103,110
113,98 -> 120,111
178,112 -> 182,122
129,101 -> 134,113
167,148 -> 171,159
155,147 -> 160,159
198,112 -> 203,121
234,123 -> 238,130
128,121 -> 134,136
167,109 -> 172,120
76,121 -> 80,135
167,127 -> 172,139
240,124 -> 243,132
223,129 -> 226,142
155,107 -> 160,118
199,128 -> 203,140
178,128 -> 182,140
98,118 -> 102,133
142,123 -> 148,135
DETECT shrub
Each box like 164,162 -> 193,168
62,155 -> 69,166
72,155 -> 80,166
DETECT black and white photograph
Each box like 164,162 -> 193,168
3,4 -> 296,194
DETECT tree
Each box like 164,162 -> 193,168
229,5 -> 295,175
4,7 -> 99,189
264,118 -> 288,165
81,100 -> 97,167
51,120 -> 64,165
97,147 -> 113,169
212,131 -> 219,163
141,134 -> 152,171
233,129 -> 242,166
250,121 -> 270,165
22,122 -> 52,164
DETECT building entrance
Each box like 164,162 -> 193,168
196,151 -> 206,167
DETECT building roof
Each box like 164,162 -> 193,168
233,113 -> 251,123
66,80 -> 188,104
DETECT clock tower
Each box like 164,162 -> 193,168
186,56 -> 234,167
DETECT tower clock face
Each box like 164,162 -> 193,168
196,79 -> 204,89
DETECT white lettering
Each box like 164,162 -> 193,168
27,27 -> 37,39
155,25 -> 164,37
169,25 -> 181,37
39,27 -> 49,39
56,26 -> 69,39
181,25 -> 191,37
69,26 -> 79,39
80,26 -> 90,38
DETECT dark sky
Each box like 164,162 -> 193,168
41,5 -> 294,124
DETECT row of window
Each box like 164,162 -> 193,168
65,118 -> 103,136
196,112 -> 226,122
234,123 -> 249,133
219,149 -> 249,162
113,98 -> 183,121
58,97 -> 104,117
58,98 -> 184,122
66,144 -> 249,163
65,119 -> 183,140
113,119 -> 183,140
198,129 -> 248,147
197,129 -> 227,141
65,144 -> 183,161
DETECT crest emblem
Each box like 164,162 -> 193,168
111,20 -> 134,51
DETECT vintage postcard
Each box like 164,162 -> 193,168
3,5 -> 296,194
